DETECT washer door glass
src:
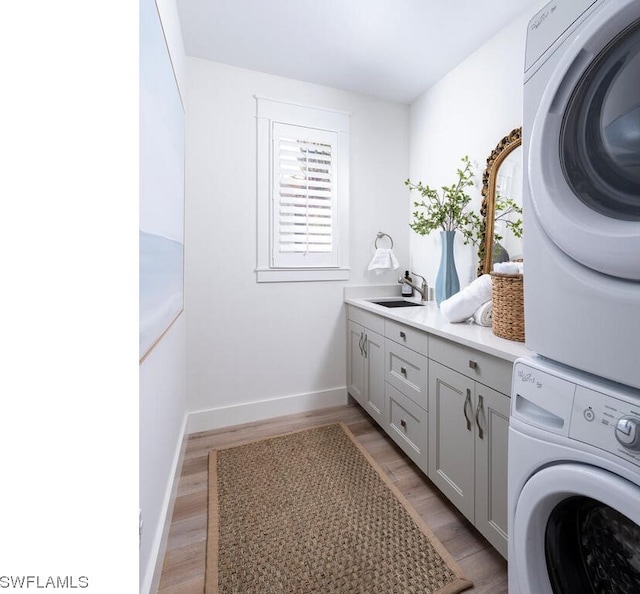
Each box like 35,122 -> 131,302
561,18 -> 640,221
545,495 -> 640,593
512,463 -> 640,594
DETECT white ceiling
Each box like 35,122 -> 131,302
176,0 -> 541,104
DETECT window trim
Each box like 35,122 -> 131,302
256,96 -> 350,282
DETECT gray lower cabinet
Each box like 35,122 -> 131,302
346,305 -> 512,559
346,310 -> 385,425
347,319 -> 367,405
429,360 -> 476,517
475,384 -> 510,558
428,336 -> 511,559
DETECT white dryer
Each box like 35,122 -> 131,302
508,356 -> 640,594
523,0 -> 640,388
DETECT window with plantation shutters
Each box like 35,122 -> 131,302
256,97 -> 350,282
273,124 -> 337,268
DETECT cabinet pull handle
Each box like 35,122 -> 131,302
468,360 -> 478,370
463,389 -> 473,431
400,419 -> 407,428
475,394 -> 484,439
363,334 -> 368,358
399,331 -> 406,339
358,332 -> 364,355
400,366 -> 407,376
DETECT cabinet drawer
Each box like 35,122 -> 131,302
347,305 -> 385,335
385,340 -> 428,410
384,319 -> 428,355
429,335 -> 512,395
385,383 -> 428,473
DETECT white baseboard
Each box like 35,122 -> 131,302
186,387 -> 348,434
140,413 -> 189,594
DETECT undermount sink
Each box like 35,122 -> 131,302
369,299 -> 425,308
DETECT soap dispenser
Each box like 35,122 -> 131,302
401,270 -> 413,297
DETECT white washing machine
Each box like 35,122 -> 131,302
508,356 -> 640,593
523,0 -> 640,389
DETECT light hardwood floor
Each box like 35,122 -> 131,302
157,403 -> 508,593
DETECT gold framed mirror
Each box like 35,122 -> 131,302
477,127 -> 523,275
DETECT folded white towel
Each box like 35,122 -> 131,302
367,248 -> 400,275
473,301 -> 492,326
440,274 -> 493,323
493,261 -> 524,274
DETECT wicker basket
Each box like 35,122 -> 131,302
490,272 -> 525,342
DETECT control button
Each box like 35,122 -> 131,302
615,417 -> 640,451
617,422 -> 632,436
584,408 -> 595,422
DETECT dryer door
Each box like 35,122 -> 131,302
528,0 -> 640,280
512,463 -> 640,594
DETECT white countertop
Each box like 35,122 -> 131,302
344,285 -> 532,363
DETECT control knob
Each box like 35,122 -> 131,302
615,416 -> 640,451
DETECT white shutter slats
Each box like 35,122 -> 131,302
272,122 -> 338,267
279,212 -> 331,224
279,189 -> 332,200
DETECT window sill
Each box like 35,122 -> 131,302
256,267 -> 350,283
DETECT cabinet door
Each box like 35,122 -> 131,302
347,320 -> 365,407
428,360 -> 475,522
474,385 -> 510,559
363,329 -> 385,424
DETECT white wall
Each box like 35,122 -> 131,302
139,316 -> 186,593
408,1 -> 546,287
139,1 -> 188,593
185,59 -> 409,430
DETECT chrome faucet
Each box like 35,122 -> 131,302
398,272 -> 429,301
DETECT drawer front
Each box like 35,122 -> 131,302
385,319 -> 428,356
429,335 -> 512,395
347,305 -> 385,335
385,383 -> 428,473
385,340 -> 428,410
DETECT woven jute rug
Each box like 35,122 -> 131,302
206,422 -> 473,594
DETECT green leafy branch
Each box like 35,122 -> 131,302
494,194 -> 523,243
405,155 -> 481,245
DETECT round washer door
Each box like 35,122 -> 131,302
528,0 -> 640,280
512,463 -> 640,594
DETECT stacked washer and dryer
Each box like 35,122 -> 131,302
509,0 -> 640,592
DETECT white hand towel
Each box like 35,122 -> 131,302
440,274 -> 493,323
367,248 -> 400,275
493,261 -> 524,274
473,301 -> 492,326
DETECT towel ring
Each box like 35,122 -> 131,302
375,232 -> 394,249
